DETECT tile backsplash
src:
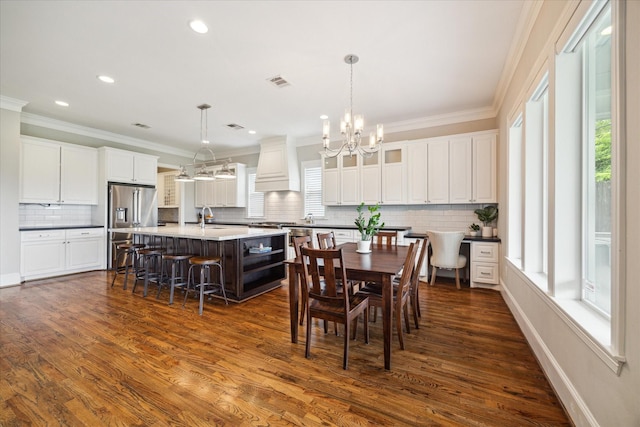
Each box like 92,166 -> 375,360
21,193 -> 487,233
206,191 -> 486,233
19,204 -> 94,227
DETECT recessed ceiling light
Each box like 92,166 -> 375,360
97,75 -> 115,84
248,130 -> 256,135
189,20 -> 208,34
55,100 -> 69,107
320,114 -> 328,120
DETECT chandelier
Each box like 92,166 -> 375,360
322,54 -> 383,158
174,104 -> 235,182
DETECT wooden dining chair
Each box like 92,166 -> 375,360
369,238 -> 427,328
373,231 -> 398,248
292,235 -> 313,326
300,246 -> 369,370
356,242 -> 418,350
409,238 -> 429,327
316,231 -> 337,249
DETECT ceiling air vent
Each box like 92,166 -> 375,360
226,123 -> 245,130
132,122 -> 150,129
267,75 -> 290,88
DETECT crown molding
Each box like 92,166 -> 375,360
383,106 -> 496,134
492,0 -> 544,113
0,95 -> 28,112
20,112 -> 195,159
295,106 -> 496,148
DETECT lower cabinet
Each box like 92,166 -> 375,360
470,241 -> 500,288
21,228 -> 105,281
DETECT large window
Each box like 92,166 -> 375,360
509,0 -> 621,355
302,160 -> 324,218
523,73 -> 549,289
580,5 -> 612,316
247,168 -> 264,218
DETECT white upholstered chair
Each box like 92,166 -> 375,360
426,231 -> 467,289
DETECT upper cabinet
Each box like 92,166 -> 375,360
381,143 -> 407,205
322,130 -> 497,207
194,163 -> 247,208
322,153 -> 360,205
449,133 -> 497,204
100,147 -> 157,186
213,163 -> 247,208
360,151 -> 381,205
427,139 -> 450,204
20,137 -> 98,205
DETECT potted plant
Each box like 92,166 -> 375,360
469,223 -> 480,237
474,205 -> 499,238
354,202 -> 385,252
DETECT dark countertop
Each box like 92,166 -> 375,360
405,232 -> 501,242
20,225 -> 104,231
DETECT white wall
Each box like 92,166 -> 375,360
0,104 -> 23,287
496,1 -> 639,425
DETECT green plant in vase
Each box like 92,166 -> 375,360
469,223 -> 481,236
355,203 -> 385,251
474,205 -> 498,237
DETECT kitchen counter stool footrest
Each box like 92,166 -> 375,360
183,256 -> 228,315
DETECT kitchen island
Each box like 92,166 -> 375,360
111,225 -> 288,302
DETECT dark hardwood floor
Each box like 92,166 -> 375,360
0,271 -> 571,426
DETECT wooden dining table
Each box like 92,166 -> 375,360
285,242 -> 410,370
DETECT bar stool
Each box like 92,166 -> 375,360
132,247 -> 166,298
183,256 -> 228,315
111,243 -> 146,290
162,238 -> 194,305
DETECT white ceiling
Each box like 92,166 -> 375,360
1,1 -> 528,156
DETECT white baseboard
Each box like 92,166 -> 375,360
0,272 -> 22,288
500,279 -> 599,427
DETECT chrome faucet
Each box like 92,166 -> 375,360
305,213 -> 314,225
201,206 -> 213,229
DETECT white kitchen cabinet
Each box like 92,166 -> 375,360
449,133 -> 497,204
427,139 -> 450,204
449,136 -> 473,203
340,154 -> 360,205
321,154 -> 360,205
20,137 -> 98,205
194,180 -> 215,207
472,134 -> 498,204
213,163 -> 246,207
194,163 -> 246,208
406,142 -> 428,204
360,151 -> 381,204
101,147 -> 158,186
381,143 -> 406,205
20,228 -> 105,281
66,229 -> 105,271
470,241 -> 500,288
322,156 -> 340,205
158,172 -> 179,207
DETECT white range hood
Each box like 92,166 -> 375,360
255,136 -> 300,192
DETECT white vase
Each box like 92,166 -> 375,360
357,240 -> 371,253
482,226 -> 493,238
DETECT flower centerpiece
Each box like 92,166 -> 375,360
354,202 -> 385,252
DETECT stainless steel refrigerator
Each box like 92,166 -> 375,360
108,183 -> 157,268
